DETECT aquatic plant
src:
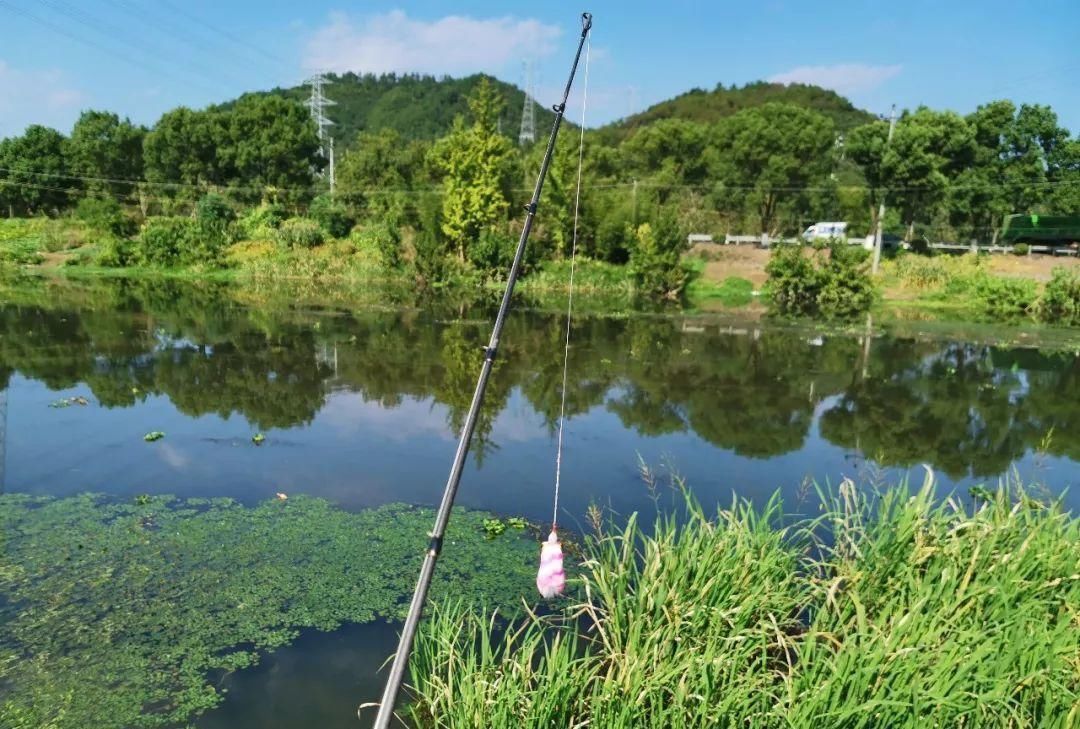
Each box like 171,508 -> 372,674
0,494 -> 538,728
407,476 -> 1080,727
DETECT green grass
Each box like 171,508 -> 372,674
687,274 -> 756,307
406,476 -> 1080,728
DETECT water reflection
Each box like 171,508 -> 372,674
1,276 -> 1078,510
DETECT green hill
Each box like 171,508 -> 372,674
225,75 -> 873,150
597,81 -> 876,142
231,72 -> 559,148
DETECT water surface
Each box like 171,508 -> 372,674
1,276 -> 1078,727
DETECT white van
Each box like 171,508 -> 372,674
801,222 -> 847,241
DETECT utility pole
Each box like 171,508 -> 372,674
518,59 -> 536,146
0,386 -> 7,494
632,178 -> 638,225
328,137 -> 335,197
305,72 -> 336,161
872,104 -> 897,275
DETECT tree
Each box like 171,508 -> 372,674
0,125 -> 70,215
143,107 -> 226,193
709,103 -> 835,233
628,212 -> 688,299
430,78 -> 513,263
216,95 -> 322,203
845,120 -> 891,235
336,128 -> 429,226
878,108 -> 973,240
65,110 -> 145,199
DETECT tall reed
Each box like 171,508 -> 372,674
407,475 -> 1080,728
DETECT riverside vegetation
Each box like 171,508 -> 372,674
406,477 -> 1080,728
2,73 -> 1079,314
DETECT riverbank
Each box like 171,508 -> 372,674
4,216 -> 1080,322
407,477 -> 1080,728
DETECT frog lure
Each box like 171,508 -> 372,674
536,528 -> 566,598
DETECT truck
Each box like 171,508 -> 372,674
801,222 -> 847,241
1000,214 -> 1080,246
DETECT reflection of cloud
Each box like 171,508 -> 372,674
768,63 -> 902,94
156,443 -> 189,470
0,59 -> 84,136
303,11 -> 561,75
320,392 -> 454,442
318,390 -> 546,444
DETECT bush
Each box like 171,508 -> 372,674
893,252 -> 984,291
0,238 -> 43,265
75,198 -> 134,237
352,223 -> 401,268
237,203 -> 287,240
1035,266 -> 1080,324
972,274 -> 1037,318
275,217 -> 325,249
468,228 -> 518,275
309,195 -> 354,238
94,236 -> 134,267
195,194 -> 235,229
766,243 -> 876,317
1013,242 -> 1030,256
134,216 -> 227,268
628,214 -> 689,299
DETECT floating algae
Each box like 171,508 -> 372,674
0,494 -> 537,729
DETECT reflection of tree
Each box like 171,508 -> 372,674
1016,354 -> 1080,461
820,343 -> 1027,479
155,334 -> 328,430
5,276 -> 1080,478
433,323 -> 511,464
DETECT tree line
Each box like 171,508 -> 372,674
1,76 -> 1078,283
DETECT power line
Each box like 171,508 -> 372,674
0,0 -> 230,98
157,0 -> 288,70
2,166 -> 1076,198
99,0 -> 272,86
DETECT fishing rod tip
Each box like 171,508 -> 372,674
581,12 -> 592,33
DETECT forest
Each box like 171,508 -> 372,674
1,74 -> 1078,300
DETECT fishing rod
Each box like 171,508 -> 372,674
369,11 -> 593,728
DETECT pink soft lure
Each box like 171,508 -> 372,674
536,530 -> 566,598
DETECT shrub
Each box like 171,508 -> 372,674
468,228 -> 518,275
75,198 -> 133,238
628,214 -> 689,299
94,235 -> 134,268
275,217 -> 325,249
766,243 -> 875,317
237,203 -> 287,240
195,194 -> 235,230
1013,242 -> 1030,256
0,237 -> 43,265
352,223 -> 401,268
134,216 -> 227,268
972,274 -> 1037,318
309,194 -> 354,238
1035,266 -> 1080,325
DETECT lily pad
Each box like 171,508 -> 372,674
143,431 -> 165,442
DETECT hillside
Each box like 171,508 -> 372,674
232,72 -> 559,149
597,81 -> 876,142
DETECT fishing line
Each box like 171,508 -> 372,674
552,35 -> 590,530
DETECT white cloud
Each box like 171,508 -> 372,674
0,60 -> 84,136
767,63 -> 902,94
303,10 -> 562,75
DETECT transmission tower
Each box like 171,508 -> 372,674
305,72 -> 336,158
518,59 -> 536,146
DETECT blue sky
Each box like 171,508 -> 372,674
0,0 -> 1076,138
